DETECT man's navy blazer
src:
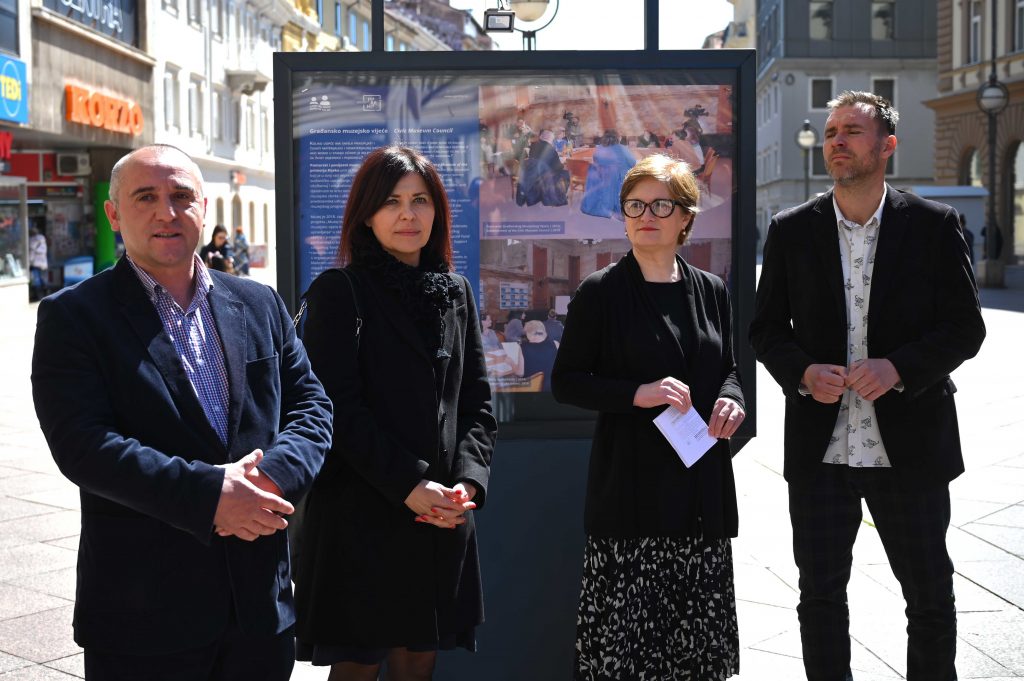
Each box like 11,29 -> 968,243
749,186 -> 986,487
31,257 -> 332,655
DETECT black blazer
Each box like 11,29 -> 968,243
749,187 -> 986,486
551,251 -> 744,539
30,257 -> 332,655
295,266 -> 496,648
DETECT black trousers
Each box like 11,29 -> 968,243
788,465 -> 957,681
83,614 -> 294,681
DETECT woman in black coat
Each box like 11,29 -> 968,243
198,224 -> 234,271
295,146 -> 496,681
551,154 -> 745,680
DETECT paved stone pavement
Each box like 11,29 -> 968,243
0,285 -> 1021,680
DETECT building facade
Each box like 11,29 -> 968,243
754,0 -> 938,245
318,0 -> 489,52
722,0 -> 755,50
148,0 -> 301,284
0,0 -> 154,305
927,0 -> 1024,288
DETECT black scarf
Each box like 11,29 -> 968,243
354,238 -> 461,320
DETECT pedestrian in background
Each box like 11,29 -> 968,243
295,146 -> 496,681
750,91 -> 986,681
552,154 -> 746,680
30,144 -> 332,680
199,224 -> 234,272
28,226 -> 48,301
233,225 -> 250,276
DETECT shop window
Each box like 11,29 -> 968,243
362,19 -> 370,50
0,181 -> 27,283
335,2 -> 342,37
349,12 -> 357,46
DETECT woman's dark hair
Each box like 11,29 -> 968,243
337,146 -> 453,268
600,129 -> 619,147
210,225 -> 228,243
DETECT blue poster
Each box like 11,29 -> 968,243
294,80 -> 481,302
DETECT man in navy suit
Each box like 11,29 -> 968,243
31,144 -> 332,680
750,92 -> 985,680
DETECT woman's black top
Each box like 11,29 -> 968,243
646,280 -> 688,351
551,251 -> 744,540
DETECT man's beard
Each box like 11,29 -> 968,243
828,145 -> 882,186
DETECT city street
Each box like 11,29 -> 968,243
0,284 -> 1021,680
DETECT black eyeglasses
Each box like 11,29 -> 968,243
620,198 -> 687,219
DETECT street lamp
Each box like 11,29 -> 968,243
976,0 -> 1010,285
795,119 -> 818,202
510,0 -> 559,50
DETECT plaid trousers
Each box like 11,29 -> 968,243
788,465 -> 957,681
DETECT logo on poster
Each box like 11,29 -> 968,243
363,95 -> 382,112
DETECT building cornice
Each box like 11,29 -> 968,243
925,78 -> 1024,115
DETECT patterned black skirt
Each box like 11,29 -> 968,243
575,536 -> 739,681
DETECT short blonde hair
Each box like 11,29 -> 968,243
620,154 -> 700,245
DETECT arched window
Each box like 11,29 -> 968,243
263,204 -> 269,245
1012,143 -> 1024,262
215,197 -> 225,227
960,148 -> 983,187
249,202 -> 256,242
231,194 -> 242,233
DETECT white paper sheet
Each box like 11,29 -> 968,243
652,405 -> 717,468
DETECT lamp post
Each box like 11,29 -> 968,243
510,0 -> 559,50
795,119 -> 818,202
976,0 -> 1010,285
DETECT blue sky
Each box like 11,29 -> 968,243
448,0 -> 735,51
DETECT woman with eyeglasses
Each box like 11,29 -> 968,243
551,154 -> 746,680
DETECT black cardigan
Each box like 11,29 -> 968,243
551,251 -> 744,539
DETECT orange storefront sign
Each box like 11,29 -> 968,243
65,84 -> 144,136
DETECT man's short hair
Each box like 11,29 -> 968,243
826,90 -> 899,136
